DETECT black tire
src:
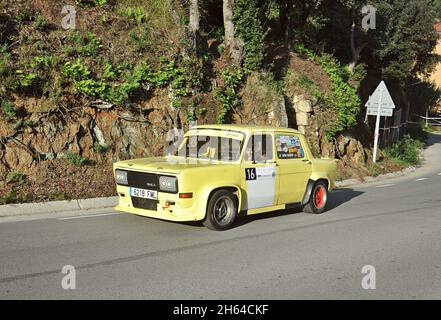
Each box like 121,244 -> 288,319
303,181 -> 328,214
203,189 -> 238,231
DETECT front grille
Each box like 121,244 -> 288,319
127,171 -> 158,190
125,171 -> 159,211
131,197 -> 158,211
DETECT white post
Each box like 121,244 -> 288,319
426,108 -> 429,128
373,89 -> 383,164
365,96 -> 370,123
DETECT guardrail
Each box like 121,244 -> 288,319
410,114 -> 441,126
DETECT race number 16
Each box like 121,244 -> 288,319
245,168 -> 257,181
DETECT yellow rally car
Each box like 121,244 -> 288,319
113,125 -> 338,230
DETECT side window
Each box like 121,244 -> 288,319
244,134 -> 273,163
275,135 -> 305,159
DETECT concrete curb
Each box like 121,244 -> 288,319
0,196 -> 118,218
335,166 -> 416,188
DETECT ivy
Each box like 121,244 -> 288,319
61,57 -> 196,105
233,0 -> 266,71
293,44 -> 362,139
215,66 -> 244,124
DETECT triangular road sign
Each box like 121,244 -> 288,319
365,81 -> 396,109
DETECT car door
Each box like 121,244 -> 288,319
275,134 -> 312,205
241,133 -> 279,210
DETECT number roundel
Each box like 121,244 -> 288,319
245,168 -> 257,181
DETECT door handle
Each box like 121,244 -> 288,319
302,159 -> 312,165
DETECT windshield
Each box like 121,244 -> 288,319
175,135 -> 243,162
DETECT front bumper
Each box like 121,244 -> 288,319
115,185 -> 204,222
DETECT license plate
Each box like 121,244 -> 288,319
130,187 -> 158,200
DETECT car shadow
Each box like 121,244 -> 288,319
229,188 -> 364,230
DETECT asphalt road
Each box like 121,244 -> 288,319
1,134 -> 441,300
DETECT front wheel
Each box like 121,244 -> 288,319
203,190 -> 238,231
303,181 -> 328,214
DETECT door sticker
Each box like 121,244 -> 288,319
276,135 -> 304,159
245,166 -> 276,210
245,167 -> 276,181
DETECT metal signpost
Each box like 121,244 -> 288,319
365,81 -> 396,163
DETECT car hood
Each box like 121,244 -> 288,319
114,156 -> 234,174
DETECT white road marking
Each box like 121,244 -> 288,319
57,212 -> 121,220
415,178 -> 428,182
438,173 -> 441,176
376,184 -> 395,188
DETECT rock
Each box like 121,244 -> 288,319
268,94 -> 288,127
296,112 -> 310,126
292,94 -> 306,104
93,125 -> 107,147
295,100 -> 313,113
345,138 -> 366,164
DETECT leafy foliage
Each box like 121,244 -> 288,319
1,99 -> 15,119
6,171 -> 26,184
233,0 -> 268,71
66,152 -> 88,166
215,67 -> 245,124
293,44 -> 361,139
76,0 -> 107,7
384,134 -> 424,165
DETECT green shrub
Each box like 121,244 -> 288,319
15,8 -> 30,23
93,143 -> 109,153
62,59 -> 91,80
65,31 -> 102,57
0,46 -> 11,76
14,70 -> 39,89
0,190 -> 28,205
384,134 -> 424,166
34,14 -> 48,30
6,172 -> 26,184
66,152 -> 88,166
123,7 -> 146,24
48,191 -> 66,201
1,99 -> 16,119
76,0 -> 107,7
33,56 -> 56,69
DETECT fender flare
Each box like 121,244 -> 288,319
201,185 -> 243,219
302,179 -> 316,206
301,177 -> 331,206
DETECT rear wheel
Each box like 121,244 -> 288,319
303,181 -> 328,214
203,190 -> 238,231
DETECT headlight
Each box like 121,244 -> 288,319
159,176 -> 178,193
115,170 -> 128,185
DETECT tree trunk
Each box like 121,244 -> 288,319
279,0 -> 293,42
223,0 -> 244,65
189,0 -> 200,56
349,20 -> 367,73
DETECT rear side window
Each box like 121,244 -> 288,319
275,135 -> 305,159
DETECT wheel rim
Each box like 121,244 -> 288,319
313,186 -> 327,209
213,196 -> 234,226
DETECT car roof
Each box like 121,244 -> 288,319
190,124 -> 302,135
